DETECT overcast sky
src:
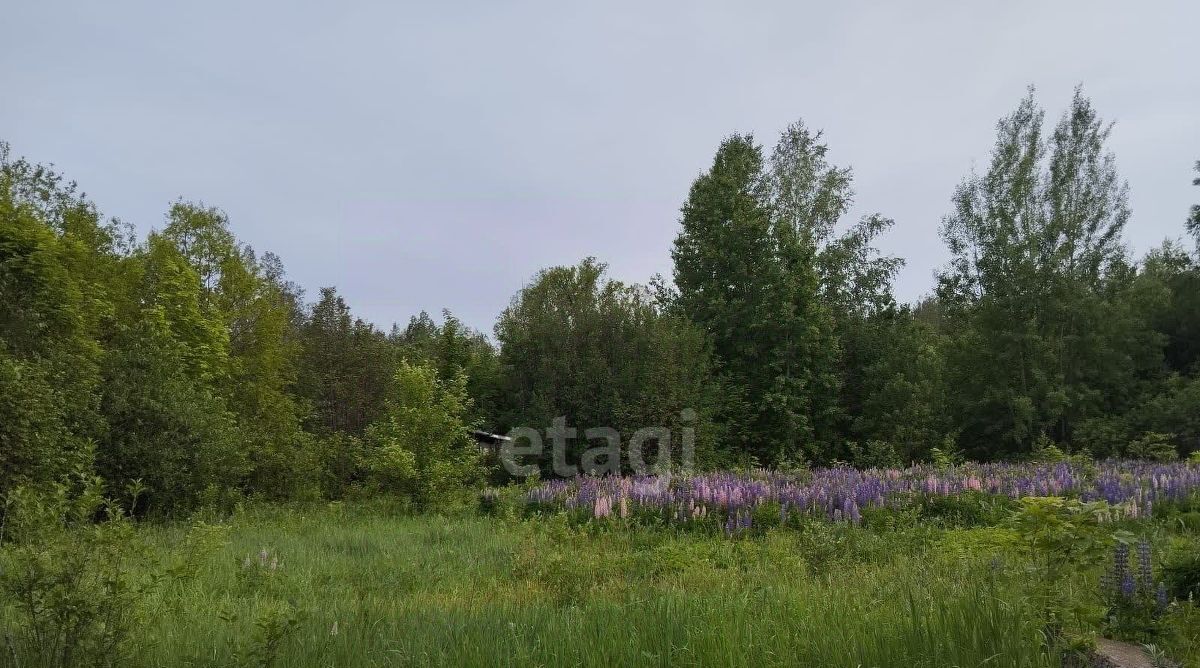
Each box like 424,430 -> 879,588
4,1 -> 1197,333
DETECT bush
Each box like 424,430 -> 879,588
849,440 -> 902,469
1162,549 -> 1200,603
0,479 -> 228,667
478,488 -> 501,515
1127,432 -> 1178,462
1007,496 -> 1128,630
1,480 -> 157,667
929,437 -> 965,470
1074,416 -> 1130,460
363,360 -> 482,509
315,432 -> 368,499
0,352 -> 89,491
1030,435 -> 1069,463
913,491 -> 1016,528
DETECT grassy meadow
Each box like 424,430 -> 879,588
128,505 -> 1059,667
7,461 -> 1198,668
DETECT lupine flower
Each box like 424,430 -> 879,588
593,495 -> 612,518
1107,543 -> 1131,597
1120,572 -> 1136,598
1136,539 -> 1153,593
525,460 -> 1200,528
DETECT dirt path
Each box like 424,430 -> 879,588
1092,638 -> 1154,668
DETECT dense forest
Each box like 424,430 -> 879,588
3,88 -> 1199,515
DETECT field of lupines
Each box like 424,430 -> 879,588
526,460 -> 1200,531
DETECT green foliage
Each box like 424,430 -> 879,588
477,488 -> 501,515
0,351 -> 82,491
672,131 -> 842,464
1128,432 -> 1179,462
1007,496 -> 1124,628
98,306 -> 246,514
1162,549 -> 1200,602
849,310 -> 949,463
3,94 -> 1200,523
1101,541 -> 1171,642
847,440 -> 902,469
913,492 -> 1018,528
394,310 -> 502,425
1030,436 -> 1070,463
31,505 -> 1070,668
937,88 -> 1153,460
364,360 -> 481,508
0,161 -> 103,489
1140,241 -> 1200,377
495,258 -> 721,472
0,480 -> 223,667
314,433 -> 368,500
1009,497 -> 1117,572
0,503 -> 147,666
222,549 -> 302,668
929,436 -> 965,470
241,600 -> 301,668
1074,416 -> 1132,459
1161,605 -> 1200,668
295,287 -> 395,438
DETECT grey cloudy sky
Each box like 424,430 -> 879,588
4,1 -> 1197,333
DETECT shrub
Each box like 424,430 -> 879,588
1030,435 -> 1069,463
849,440 -> 902,469
1073,416 -> 1130,459
1,479 -> 157,667
914,491 -> 1016,528
363,360 -> 482,509
1127,432 -> 1178,462
929,437 -> 964,470
1162,549 -> 1200,603
220,599 -> 301,668
315,432 -> 368,500
1009,497 -> 1118,571
0,479 -> 228,667
1007,496 -> 1128,631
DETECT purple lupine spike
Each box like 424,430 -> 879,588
1136,539 -> 1153,592
1120,572 -> 1136,599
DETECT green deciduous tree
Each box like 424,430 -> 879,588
496,258 -> 720,472
937,89 -> 1154,458
0,145 -> 106,490
673,135 -> 830,464
393,310 -> 502,426
363,359 -> 480,508
673,124 -> 903,465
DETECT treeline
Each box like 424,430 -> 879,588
2,88 -> 1199,513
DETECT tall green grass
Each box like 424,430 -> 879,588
99,505 -> 1060,667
